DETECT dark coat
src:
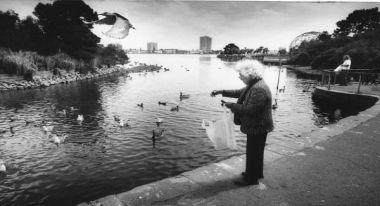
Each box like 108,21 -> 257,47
222,79 -> 274,135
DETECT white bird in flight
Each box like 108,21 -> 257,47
83,12 -> 135,39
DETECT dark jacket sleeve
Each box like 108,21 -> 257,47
222,88 -> 244,98
230,87 -> 267,115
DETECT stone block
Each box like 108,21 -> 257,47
265,143 -> 298,156
181,163 -> 237,186
90,195 -> 124,206
214,155 -> 245,175
264,150 -> 284,163
117,175 -> 199,206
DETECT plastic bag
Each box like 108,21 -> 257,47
201,108 -> 237,150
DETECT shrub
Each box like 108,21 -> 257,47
0,51 -> 37,77
292,52 -> 311,66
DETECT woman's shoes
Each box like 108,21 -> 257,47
234,177 -> 259,186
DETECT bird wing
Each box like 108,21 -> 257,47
103,15 -> 134,39
83,15 -> 116,25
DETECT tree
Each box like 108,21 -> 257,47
0,10 -> 20,50
254,46 -> 264,53
19,16 -> 45,52
278,48 -> 287,55
333,7 -> 380,37
262,48 -> 269,54
222,43 -> 240,55
99,44 -> 129,66
318,31 -> 332,42
33,0 -> 100,59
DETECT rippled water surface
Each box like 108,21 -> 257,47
0,54 -> 341,205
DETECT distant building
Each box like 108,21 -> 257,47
200,36 -> 212,52
147,42 -> 158,53
163,49 -> 177,54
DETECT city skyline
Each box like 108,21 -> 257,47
1,1 -> 380,50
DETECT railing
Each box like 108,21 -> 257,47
320,69 -> 379,93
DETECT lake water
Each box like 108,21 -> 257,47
0,54 -> 341,205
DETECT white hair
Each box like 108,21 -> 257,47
235,60 -> 265,79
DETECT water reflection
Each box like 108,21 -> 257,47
199,56 -> 211,62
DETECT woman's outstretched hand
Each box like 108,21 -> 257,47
221,100 -> 233,108
210,90 -> 222,97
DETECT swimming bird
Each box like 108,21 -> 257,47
302,85 -> 310,92
119,119 -> 131,127
25,119 -> 34,126
50,134 -> 67,145
180,92 -> 190,100
137,103 -> 144,108
170,105 -> 179,112
164,68 -> 170,71
9,116 -> 17,122
42,125 -> 54,133
156,117 -> 163,124
57,109 -> 67,116
272,99 -> 278,110
83,12 -> 135,39
9,126 -> 15,134
114,115 -> 121,122
69,107 -> 79,112
50,104 -> 57,111
279,86 -> 285,93
77,115 -> 84,122
0,160 -> 6,172
158,101 -> 167,106
152,128 -> 165,138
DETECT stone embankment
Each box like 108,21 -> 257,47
0,63 -> 161,93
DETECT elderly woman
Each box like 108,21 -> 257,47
211,60 -> 273,186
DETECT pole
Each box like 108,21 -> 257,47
357,74 -> 362,94
275,57 -> 282,96
328,72 -> 331,90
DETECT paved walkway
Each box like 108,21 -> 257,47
154,112 -> 380,206
79,97 -> 380,206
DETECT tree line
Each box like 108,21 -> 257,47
219,43 -> 280,56
0,0 -> 129,78
289,7 -> 380,71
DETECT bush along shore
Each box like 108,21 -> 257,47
0,63 -> 163,93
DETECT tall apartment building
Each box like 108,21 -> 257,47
199,36 -> 212,52
147,42 -> 158,53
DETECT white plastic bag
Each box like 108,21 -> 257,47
201,108 -> 237,150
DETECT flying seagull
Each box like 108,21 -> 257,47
84,12 -> 135,39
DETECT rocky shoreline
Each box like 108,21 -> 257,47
0,63 -> 162,93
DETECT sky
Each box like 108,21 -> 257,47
1,0 -> 380,50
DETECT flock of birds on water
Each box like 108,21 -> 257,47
0,61 -> 318,174
0,66 -> 191,173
